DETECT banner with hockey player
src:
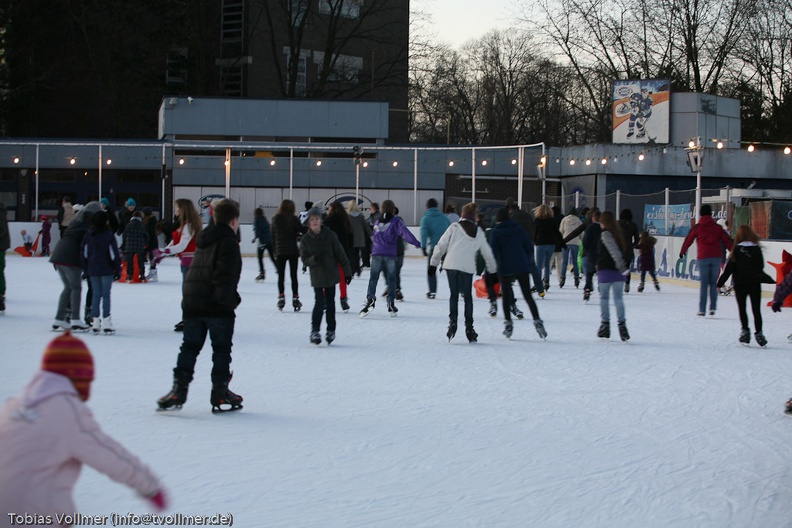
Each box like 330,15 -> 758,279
643,204 -> 693,237
612,79 -> 670,145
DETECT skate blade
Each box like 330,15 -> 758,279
156,404 -> 183,412
211,403 -> 243,414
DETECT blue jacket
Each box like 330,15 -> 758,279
488,218 -> 535,276
81,228 -> 121,277
253,216 -> 272,246
419,207 -> 450,251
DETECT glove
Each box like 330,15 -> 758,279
772,302 -> 782,313
422,248 -> 428,257
251,238 -> 257,244
345,275 -> 352,285
621,269 -> 630,276
81,271 -> 88,281
428,265 -> 437,277
151,248 -> 167,264
144,489 -> 167,512
113,270 -> 121,281
679,252 -> 685,260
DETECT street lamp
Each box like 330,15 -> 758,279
685,137 -> 703,220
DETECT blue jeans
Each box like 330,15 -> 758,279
175,317 -> 235,384
446,269 -> 474,327
367,255 -> 397,304
697,257 -> 721,313
427,248 -> 438,294
55,265 -> 82,322
90,275 -> 114,318
535,245 -> 555,285
599,281 -> 626,323
561,244 -> 579,278
312,286 -> 337,332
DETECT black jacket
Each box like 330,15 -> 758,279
718,243 -> 769,288
182,223 -> 242,319
619,218 -> 640,261
50,220 -> 91,268
270,214 -> 304,257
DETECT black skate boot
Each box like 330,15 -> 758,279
785,398 -> 792,415
559,276 -> 566,289
277,294 -> 285,311
211,381 -> 243,413
84,304 -> 93,327
503,320 -> 513,339
624,282 -> 630,293
739,327 -> 750,344
325,331 -> 335,345
618,321 -> 630,342
534,319 -> 547,340
447,320 -> 457,341
310,331 -> 321,345
0,295 -> 4,315
597,321 -> 610,339
488,301 -> 497,317
157,377 -> 189,411
387,301 -> 398,317
654,281 -> 660,291
754,331 -> 767,347
465,326 -> 478,343
637,282 -> 645,293
510,304 -> 524,319
340,297 -> 350,312
583,288 -> 592,302
255,271 -> 265,282
574,276 -> 580,288
359,298 -> 375,318
543,280 -> 550,292
293,296 -> 302,312
395,289 -> 404,302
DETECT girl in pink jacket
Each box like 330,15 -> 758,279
0,332 -> 166,523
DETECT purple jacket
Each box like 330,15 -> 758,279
371,216 -> 420,257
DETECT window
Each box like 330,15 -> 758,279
285,52 -> 307,96
318,0 -> 361,18
313,52 -> 362,83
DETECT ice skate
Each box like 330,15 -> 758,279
146,269 -> 158,282
91,318 -> 101,335
101,316 -> 115,335
277,294 -> 285,311
325,331 -> 335,345
340,297 -> 350,312
503,320 -> 513,339
597,321 -> 610,339
173,320 -> 184,332
637,282 -> 645,293
387,301 -> 398,317
785,398 -> 792,415
510,304 -> 524,319
52,319 -> 71,332
426,292 -> 436,299
534,319 -> 547,340
739,327 -> 750,345
359,298 -> 375,318
618,321 -> 630,342
210,381 -> 243,413
292,296 -> 302,312
395,289 -> 404,302
465,326 -> 478,343
488,301 -> 497,317
583,288 -> 592,302
84,305 -> 93,327
709,310 -> 716,317
559,276 -> 566,289
255,271 -> 265,282
447,321 -> 457,341
754,332 -> 767,347
157,378 -> 189,411
0,295 -> 4,315
69,321 -> 89,333
624,282 -> 630,293
310,331 -> 321,345
654,281 -> 660,291
574,276 -> 580,288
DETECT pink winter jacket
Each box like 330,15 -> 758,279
0,372 -> 160,525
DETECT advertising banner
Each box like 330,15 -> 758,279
643,204 -> 693,237
612,79 -> 671,144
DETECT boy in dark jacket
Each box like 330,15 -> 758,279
122,211 -> 149,282
157,199 -> 243,413
300,208 -> 352,345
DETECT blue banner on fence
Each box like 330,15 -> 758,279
643,204 -> 693,237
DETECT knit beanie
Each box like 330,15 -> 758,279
306,207 -> 323,220
41,331 -> 94,401
126,198 -> 137,207
100,197 -> 110,207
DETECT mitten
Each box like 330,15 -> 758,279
345,275 -> 352,285
422,248 -> 428,257
428,265 -> 437,277
772,302 -> 782,313
678,252 -> 684,260
145,489 -> 167,512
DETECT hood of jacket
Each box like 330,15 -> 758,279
196,223 -> 236,249
459,218 -> 478,238
16,371 -> 79,412
423,207 -> 445,220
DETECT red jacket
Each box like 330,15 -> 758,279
680,215 -> 733,260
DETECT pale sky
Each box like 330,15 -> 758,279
419,0 -> 514,49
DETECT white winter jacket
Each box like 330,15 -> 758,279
560,214 -> 583,244
430,220 -> 497,275
0,372 -> 160,525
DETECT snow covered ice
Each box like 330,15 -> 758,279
2,254 -> 792,527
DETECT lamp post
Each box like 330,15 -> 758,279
685,137 -> 703,220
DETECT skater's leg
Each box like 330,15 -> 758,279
427,248 -> 437,295
447,269 -> 460,323
175,318 -> 209,383
384,257 -> 397,305
276,255 -> 287,295
613,282 -> 626,322
90,276 -> 102,319
748,284 -> 762,332
599,281 -> 612,323
367,256 -> 384,300
500,274 -> 514,321
312,287 -> 326,332
324,287 -> 337,332
515,273 -> 540,320
99,275 -> 113,318
55,265 -> 72,321
288,255 -> 299,297
460,272 -> 474,328
207,317 -> 235,384
257,246 -> 265,273
338,265 -> 347,299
